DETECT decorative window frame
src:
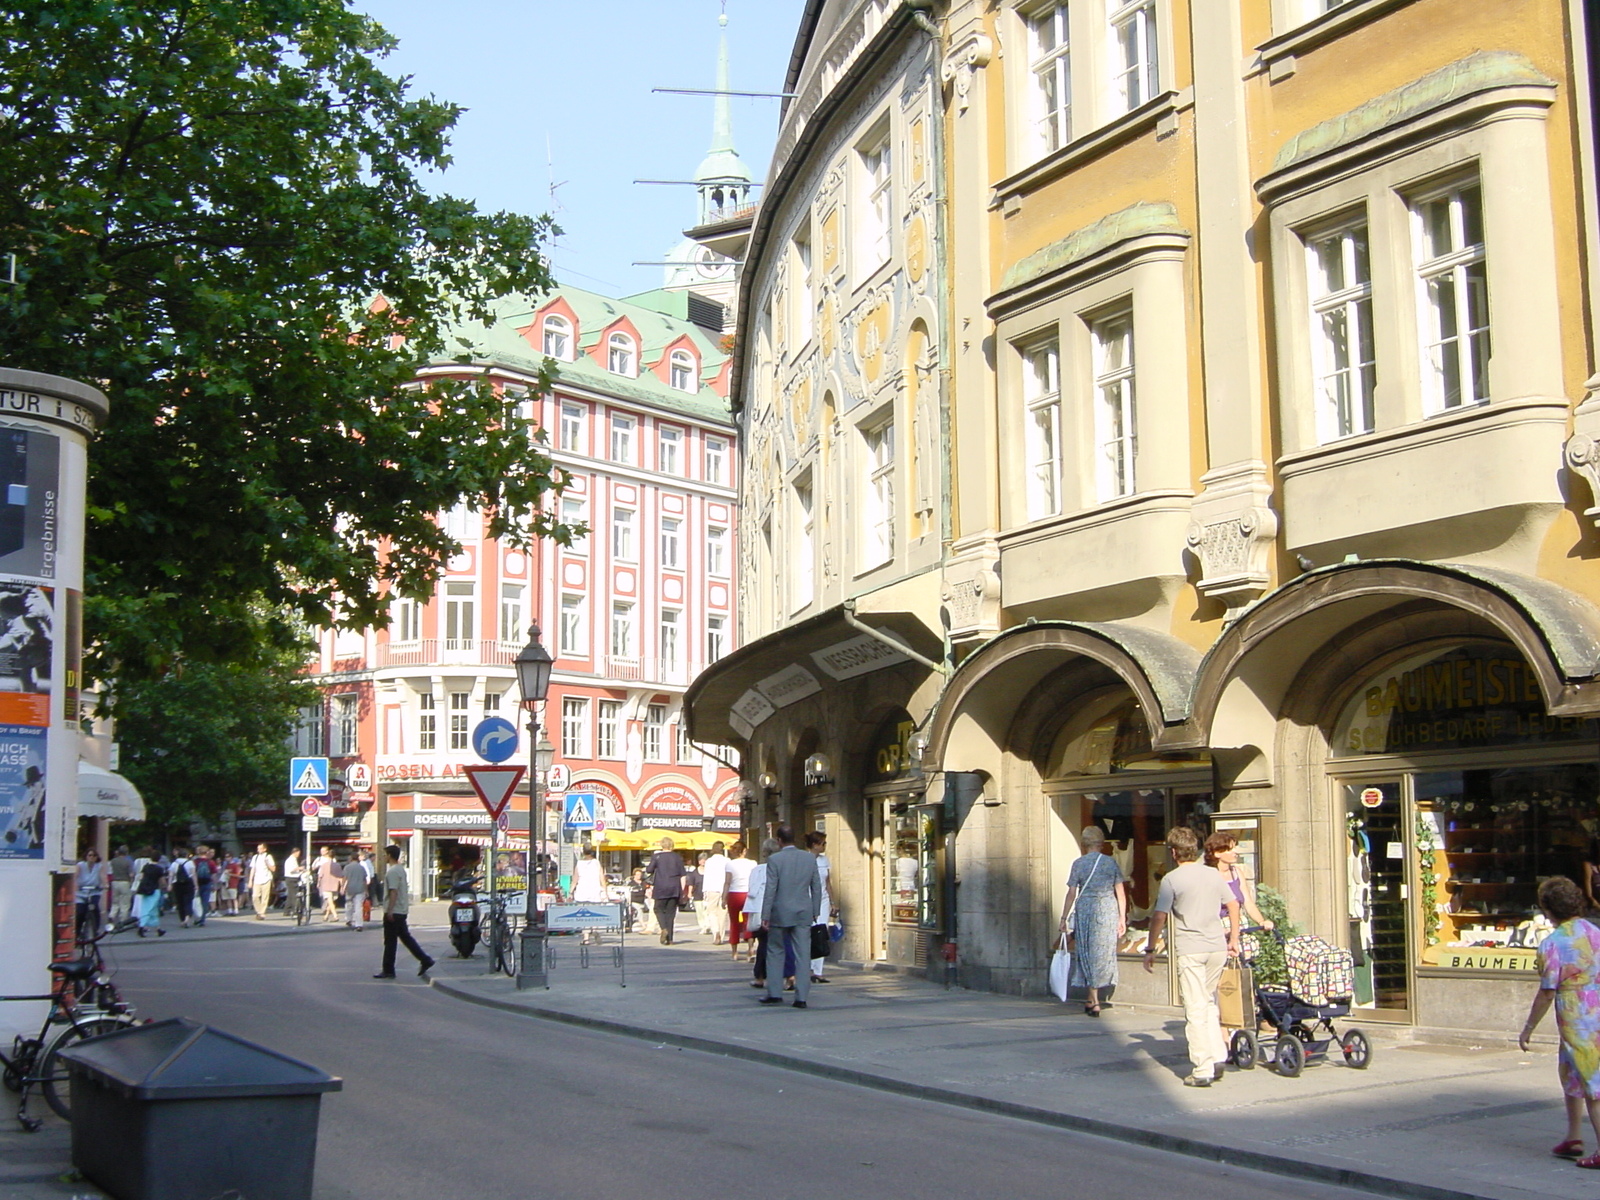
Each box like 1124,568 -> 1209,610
668,349 -> 697,393
1260,62 -> 1563,457
607,331 -> 638,378
559,400 -> 586,454
989,209 -> 1189,532
998,0 -> 1177,178
855,406 -> 897,576
852,112 -> 895,288
541,313 -> 573,361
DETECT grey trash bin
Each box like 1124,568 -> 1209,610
56,1016 -> 342,1200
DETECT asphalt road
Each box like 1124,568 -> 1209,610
109,926 -> 1379,1200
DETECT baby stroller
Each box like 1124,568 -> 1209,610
1228,931 -> 1373,1077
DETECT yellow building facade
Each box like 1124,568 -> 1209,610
690,0 -> 1600,1034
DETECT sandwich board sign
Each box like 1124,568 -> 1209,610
463,764 -> 525,821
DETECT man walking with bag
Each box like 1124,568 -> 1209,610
760,825 -> 822,1009
1143,826 -> 1240,1087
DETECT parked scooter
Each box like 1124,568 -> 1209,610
448,875 -> 482,958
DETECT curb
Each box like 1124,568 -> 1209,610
430,977 -> 1508,1200
100,920 -> 356,945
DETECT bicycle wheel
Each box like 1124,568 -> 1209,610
38,1015 -> 134,1121
495,918 -> 516,978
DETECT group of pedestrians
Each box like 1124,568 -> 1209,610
633,831 -> 833,982
242,843 -> 377,928
76,843 -> 239,938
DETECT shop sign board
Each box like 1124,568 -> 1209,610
235,811 -> 291,836
347,763 -> 372,793
865,710 -> 917,783
810,631 -> 911,680
639,787 -> 704,831
1333,643 -> 1600,758
547,764 -> 570,792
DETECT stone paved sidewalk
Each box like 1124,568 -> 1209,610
428,926 -> 1580,1200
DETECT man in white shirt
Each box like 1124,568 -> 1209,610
375,844 -> 434,979
701,841 -> 730,945
247,843 -> 276,921
1143,825 -> 1240,1088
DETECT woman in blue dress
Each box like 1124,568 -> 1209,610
1057,826 -> 1127,1016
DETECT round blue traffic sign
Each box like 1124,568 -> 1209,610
471,716 -> 519,763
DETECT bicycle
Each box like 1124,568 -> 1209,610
0,957 -> 139,1130
479,891 -> 524,978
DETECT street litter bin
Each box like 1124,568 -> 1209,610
56,1016 -> 342,1200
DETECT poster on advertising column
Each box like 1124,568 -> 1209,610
0,573 -> 55,858
0,724 -> 48,857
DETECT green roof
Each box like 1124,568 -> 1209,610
435,284 -> 732,425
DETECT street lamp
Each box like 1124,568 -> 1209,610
514,623 -> 553,990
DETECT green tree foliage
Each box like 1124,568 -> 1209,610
112,645 -> 321,824
0,0 -> 570,684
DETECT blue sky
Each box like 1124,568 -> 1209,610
352,0 -> 806,298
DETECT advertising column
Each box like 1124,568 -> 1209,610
0,370 -> 108,1039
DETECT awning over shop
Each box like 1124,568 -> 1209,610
685,597 -> 944,746
78,762 -> 145,822
598,829 -> 731,853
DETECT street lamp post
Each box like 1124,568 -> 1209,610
514,624 -> 554,990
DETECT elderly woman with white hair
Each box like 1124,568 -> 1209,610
1057,825 -> 1128,1016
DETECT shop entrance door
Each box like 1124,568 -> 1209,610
1341,781 -> 1411,1018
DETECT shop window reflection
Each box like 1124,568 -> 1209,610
1051,697 -> 1213,956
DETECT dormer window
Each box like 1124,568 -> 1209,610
669,348 -> 697,392
607,332 -> 637,377
542,314 -> 572,360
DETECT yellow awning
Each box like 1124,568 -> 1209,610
596,829 -> 736,853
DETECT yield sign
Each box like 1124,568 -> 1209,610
463,764 -> 526,821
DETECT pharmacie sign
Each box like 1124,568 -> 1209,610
638,788 -> 705,831
1333,643 -> 1599,757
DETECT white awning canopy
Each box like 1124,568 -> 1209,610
78,762 -> 145,822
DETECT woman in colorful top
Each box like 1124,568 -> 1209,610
1057,826 -> 1126,1017
1204,831 -> 1274,931
1521,875 -> 1600,1166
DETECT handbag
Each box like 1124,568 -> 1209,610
810,922 -> 830,959
1218,955 -> 1254,1028
1049,943 -> 1073,1002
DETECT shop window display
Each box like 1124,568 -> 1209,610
1419,764 -> 1594,967
1332,641 -> 1600,995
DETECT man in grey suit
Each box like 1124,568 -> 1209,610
759,825 -> 822,1008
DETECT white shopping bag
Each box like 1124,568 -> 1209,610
1049,945 -> 1073,1002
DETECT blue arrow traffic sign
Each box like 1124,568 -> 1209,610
471,716 -> 519,763
564,791 -> 596,829
289,756 -> 329,796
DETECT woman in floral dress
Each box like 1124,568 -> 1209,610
1520,875 -> 1600,1166
1057,826 -> 1127,1016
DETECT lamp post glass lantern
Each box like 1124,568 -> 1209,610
515,624 -> 553,989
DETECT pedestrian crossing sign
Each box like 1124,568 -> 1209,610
289,756 -> 329,796
564,792 -> 596,829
